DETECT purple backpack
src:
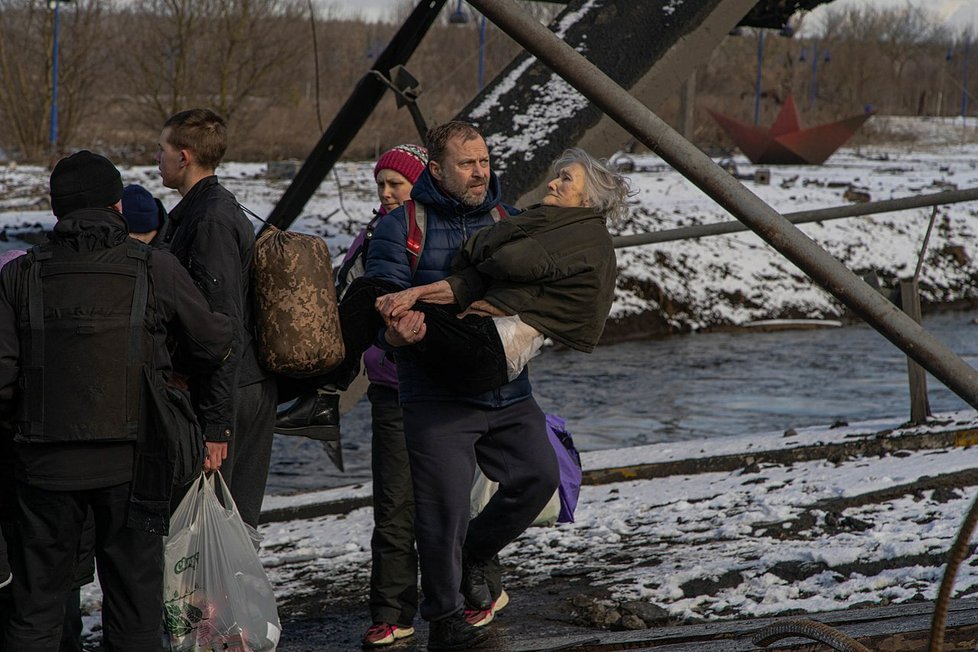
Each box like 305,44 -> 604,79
545,414 -> 582,523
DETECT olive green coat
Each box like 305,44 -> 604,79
446,204 -> 616,353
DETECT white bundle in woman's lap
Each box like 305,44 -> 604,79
493,315 -> 545,381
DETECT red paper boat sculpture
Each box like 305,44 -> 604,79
707,95 -> 873,165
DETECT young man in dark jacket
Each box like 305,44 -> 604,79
156,108 -> 276,528
0,150 -> 232,650
365,122 -> 560,650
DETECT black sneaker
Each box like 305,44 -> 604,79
427,611 -> 490,650
461,554 -> 492,611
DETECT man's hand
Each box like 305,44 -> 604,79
203,441 -> 228,472
384,310 -> 427,347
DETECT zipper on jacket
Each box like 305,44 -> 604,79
189,258 -> 221,293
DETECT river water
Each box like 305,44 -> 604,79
266,307 -> 978,496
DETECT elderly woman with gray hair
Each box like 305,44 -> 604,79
375,147 -> 630,394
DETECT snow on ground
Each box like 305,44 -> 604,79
613,137 -> 978,329
76,408 -> 978,633
256,409 -> 978,624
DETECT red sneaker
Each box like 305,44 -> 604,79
463,589 -> 510,627
361,622 -> 415,647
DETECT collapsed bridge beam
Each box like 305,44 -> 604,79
467,0 -> 978,409
456,0 -> 758,205
613,186 -> 978,247
264,0 -> 447,232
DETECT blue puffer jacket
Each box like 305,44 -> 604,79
365,168 -> 530,407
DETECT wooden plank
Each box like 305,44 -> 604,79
583,426 -> 978,486
512,599 -> 978,651
901,279 -> 931,425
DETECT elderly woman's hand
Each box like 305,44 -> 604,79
376,287 -> 424,321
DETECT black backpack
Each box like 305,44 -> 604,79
18,241 -> 153,443
17,240 -> 202,488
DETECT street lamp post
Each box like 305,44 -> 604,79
962,39 -> 971,119
800,43 -> 830,109
945,40 -> 972,121
449,1 -> 486,93
752,25 -> 793,126
754,30 -> 764,125
48,0 -> 71,158
478,14 -> 487,92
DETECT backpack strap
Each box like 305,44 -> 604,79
24,246 -> 51,436
126,243 -> 150,365
405,201 -> 506,278
335,211 -> 383,297
492,203 -> 508,222
405,200 -> 426,278
126,244 -> 151,440
26,247 -> 50,366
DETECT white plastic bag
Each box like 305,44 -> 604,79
470,468 -> 560,527
163,472 -> 281,651
492,315 -> 545,381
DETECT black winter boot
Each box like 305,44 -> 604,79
275,392 -> 343,470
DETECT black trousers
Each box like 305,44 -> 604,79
1,520 -> 91,652
3,481 -> 164,651
283,278 -> 509,400
403,397 -> 559,621
367,384 -> 418,627
224,376 -> 278,528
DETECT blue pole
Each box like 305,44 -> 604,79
963,40 -> 970,119
478,15 -> 486,92
50,0 -> 60,154
810,45 -> 819,109
754,30 -> 764,125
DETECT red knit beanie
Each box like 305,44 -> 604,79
373,144 -> 428,184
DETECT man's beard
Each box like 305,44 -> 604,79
442,175 -> 488,208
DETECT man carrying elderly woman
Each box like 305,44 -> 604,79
281,122 -> 630,649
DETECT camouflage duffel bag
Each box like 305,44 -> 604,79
252,225 -> 344,377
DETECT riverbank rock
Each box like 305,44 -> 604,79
571,594 -> 672,630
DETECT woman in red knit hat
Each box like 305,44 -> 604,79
359,144 -> 427,648
276,144 -> 428,648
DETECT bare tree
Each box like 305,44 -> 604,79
118,0 -> 308,130
0,1 -> 49,160
0,0 -> 105,161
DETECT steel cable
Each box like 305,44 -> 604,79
752,618 -> 870,651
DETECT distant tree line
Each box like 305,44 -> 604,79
681,3 -> 972,148
0,0 -> 970,165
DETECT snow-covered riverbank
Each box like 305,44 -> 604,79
3,116 -> 978,337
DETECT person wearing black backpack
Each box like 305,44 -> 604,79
0,151 -> 232,651
0,248 -> 94,652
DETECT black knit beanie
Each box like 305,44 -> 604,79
49,150 -> 124,218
